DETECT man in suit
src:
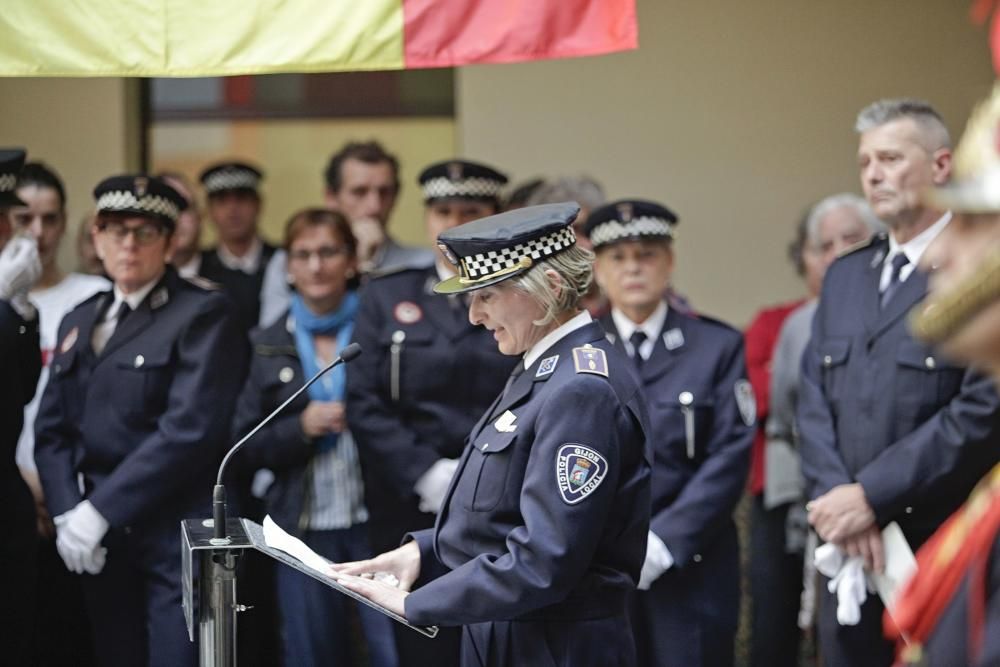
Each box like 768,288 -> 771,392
588,199 -> 754,666
33,174 -> 247,667
0,147 -> 43,667
798,98 -> 1000,666
199,161 -> 277,330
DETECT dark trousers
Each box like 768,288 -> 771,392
462,614 -> 636,667
80,522 -> 197,667
0,478 -> 37,667
275,525 -> 399,667
31,536 -> 96,666
817,578 -> 894,667
750,495 -> 805,667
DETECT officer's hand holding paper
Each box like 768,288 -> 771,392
329,541 -> 422,618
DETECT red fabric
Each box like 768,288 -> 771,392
224,76 -> 254,106
970,0 -> 1000,75
402,0 -> 637,68
886,464 -> 1000,664
743,300 -> 804,495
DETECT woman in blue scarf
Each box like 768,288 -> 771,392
232,208 -> 398,667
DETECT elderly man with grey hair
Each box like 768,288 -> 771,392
798,99 -> 1000,666
750,193 -> 881,667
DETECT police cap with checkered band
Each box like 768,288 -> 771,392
433,201 -> 580,295
93,175 -> 188,229
199,161 -> 263,197
419,159 -> 508,205
0,148 -> 27,208
583,199 -> 678,250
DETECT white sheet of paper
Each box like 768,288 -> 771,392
871,521 -> 917,617
262,515 -> 332,575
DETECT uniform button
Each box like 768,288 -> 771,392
482,443 -> 489,451
124,526 -> 132,535
692,554 -> 702,563
279,367 -> 295,383
392,330 -> 406,344
678,391 -> 693,406
54,364 -> 62,373
925,357 -> 936,370
18,325 -> 26,334
134,354 -> 145,368
905,506 -> 913,514
823,355 -> 833,366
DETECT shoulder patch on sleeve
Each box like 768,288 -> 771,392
556,444 -> 609,504
572,345 -> 608,377
734,379 -> 756,426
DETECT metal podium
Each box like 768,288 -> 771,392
181,517 -> 438,667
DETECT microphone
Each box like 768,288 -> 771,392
211,342 -> 363,542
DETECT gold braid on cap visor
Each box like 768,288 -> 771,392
910,247 -> 1000,344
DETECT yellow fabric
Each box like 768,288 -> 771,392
0,0 -> 404,76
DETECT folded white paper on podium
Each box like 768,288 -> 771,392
262,515 -> 332,574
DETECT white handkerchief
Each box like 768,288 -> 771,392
494,410 -> 517,433
262,515 -> 331,575
871,521 -> 917,617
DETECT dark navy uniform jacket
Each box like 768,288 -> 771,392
602,306 -> 752,654
2,301 -> 40,494
34,267 -> 248,527
404,320 -> 651,666
200,242 -> 277,332
231,314 -> 317,536
346,265 -> 515,550
798,236 -> 1000,551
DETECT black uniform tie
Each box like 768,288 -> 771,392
503,362 -> 525,398
629,330 -> 647,367
880,253 -> 911,309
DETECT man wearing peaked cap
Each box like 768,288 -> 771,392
588,198 -> 753,666
336,202 -> 652,667
33,173 -> 248,667
884,84 -> 1000,667
198,160 -> 276,330
347,157 -> 514,667
0,147 -> 43,667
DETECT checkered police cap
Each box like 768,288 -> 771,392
434,201 -> 580,295
584,199 -> 678,250
419,160 -> 508,204
93,175 -> 187,227
0,148 -> 27,208
199,161 -> 263,196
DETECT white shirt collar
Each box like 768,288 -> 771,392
176,253 -> 202,278
523,310 -> 593,370
217,237 -> 263,274
610,301 -> 668,359
883,212 -> 951,286
107,273 -> 162,321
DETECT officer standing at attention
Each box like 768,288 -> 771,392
199,161 -> 276,329
334,202 -> 651,667
346,159 -> 516,666
587,199 -> 754,666
0,147 -> 43,667
798,99 -> 1000,667
33,175 -> 248,667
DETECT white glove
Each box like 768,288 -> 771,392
638,530 -> 674,590
0,236 -> 41,301
414,458 -> 459,514
54,500 -> 110,575
814,542 -> 869,626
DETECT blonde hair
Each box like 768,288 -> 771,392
510,245 -> 594,326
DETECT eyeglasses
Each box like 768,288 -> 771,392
97,220 -> 166,245
289,246 -> 347,263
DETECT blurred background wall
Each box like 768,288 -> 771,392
0,0 -> 994,325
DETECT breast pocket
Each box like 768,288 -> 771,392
378,325 -> 447,402
51,348 -> 85,423
458,430 -> 518,512
651,395 -> 715,463
819,338 -> 851,415
114,348 -> 174,418
894,340 -> 963,421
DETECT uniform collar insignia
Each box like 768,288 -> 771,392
535,354 -> 559,378
663,327 -> 684,350
150,286 -> 169,310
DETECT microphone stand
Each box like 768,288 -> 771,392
183,342 -> 362,667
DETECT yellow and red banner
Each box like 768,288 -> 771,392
0,0 -> 637,77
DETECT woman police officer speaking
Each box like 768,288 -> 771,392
332,202 -> 651,667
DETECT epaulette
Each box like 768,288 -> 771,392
182,275 -> 221,291
572,344 -> 609,377
837,232 -> 887,259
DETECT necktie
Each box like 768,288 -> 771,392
93,301 -> 131,354
629,330 -> 647,367
502,362 -> 525,398
880,253 -> 911,309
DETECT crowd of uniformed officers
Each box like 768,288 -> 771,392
2,92 -> 1000,667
